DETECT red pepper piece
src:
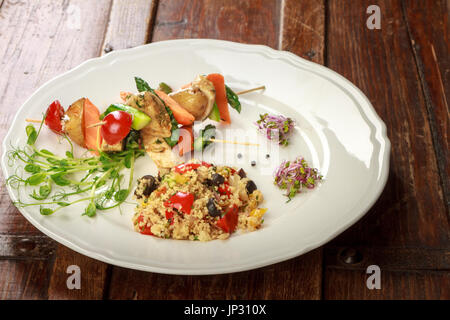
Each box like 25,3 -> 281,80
137,215 -> 153,235
165,211 -> 175,224
201,161 -> 212,168
216,205 -> 239,233
155,186 -> 167,197
218,181 -> 231,198
174,161 -> 212,174
174,163 -> 201,174
164,192 -> 195,215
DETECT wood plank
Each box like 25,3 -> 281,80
0,235 -> 56,259
324,0 -> 449,299
0,178 -> 41,234
0,0 -> 112,235
324,269 -> 449,300
101,0 -> 157,53
108,249 -> 322,299
0,260 -> 52,299
325,246 -> 450,271
46,0 -> 159,300
280,0 -> 325,63
0,0 -> 112,299
402,0 -> 449,208
107,0 -> 325,300
47,246 -> 110,300
152,0 -> 281,49
325,0 -> 448,248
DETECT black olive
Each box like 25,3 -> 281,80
211,173 -> 225,186
203,178 -> 214,187
135,175 -> 159,198
237,168 -> 247,178
207,198 -> 221,217
246,180 -> 257,194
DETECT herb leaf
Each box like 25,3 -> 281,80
24,164 -> 41,174
114,189 -> 129,202
50,173 -> 71,186
135,77 -> 151,92
26,173 -> 47,186
26,125 -> 38,145
158,82 -> 172,94
83,202 -> 96,217
40,207 -> 54,215
225,85 -> 241,113
124,152 -> 133,169
31,183 -> 52,200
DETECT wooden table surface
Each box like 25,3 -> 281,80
0,0 -> 448,300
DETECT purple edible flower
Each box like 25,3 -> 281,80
273,157 -> 322,201
255,113 -> 295,146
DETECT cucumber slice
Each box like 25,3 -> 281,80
208,102 -> 221,122
100,104 -> 151,130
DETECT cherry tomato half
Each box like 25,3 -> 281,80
100,110 -> 132,145
45,100 -> 65,134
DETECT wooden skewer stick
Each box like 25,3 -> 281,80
25,118 -> 43,123
208,138 -> 259,146
236,85 -> 266,96
25,86 -> 267,126
26,118 -> 105,129
86,121 -> 106,129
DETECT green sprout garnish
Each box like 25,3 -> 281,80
6,119 -> 145,217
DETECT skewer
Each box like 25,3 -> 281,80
208,138 -> 259,146
25,85 -> 266,126
87,121 -> 106,129
236,85 -> 265,95
25,118 -> 43,123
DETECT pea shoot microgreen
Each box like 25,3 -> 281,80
6,120 -> 145,217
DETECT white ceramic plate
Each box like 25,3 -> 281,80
1,39 -> 390,275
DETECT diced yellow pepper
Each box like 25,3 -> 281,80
174,173 -> 188,184
250,208 -> 267,218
